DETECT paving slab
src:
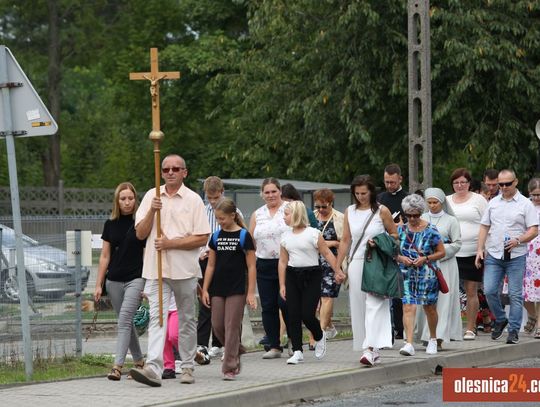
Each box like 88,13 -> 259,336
2,331 -> 540,407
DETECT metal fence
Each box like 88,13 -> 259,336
0,217 -> 107,363
0,183 -> 353,219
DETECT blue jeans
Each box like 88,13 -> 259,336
483,253 -> 525,332
256,258 -> 288,349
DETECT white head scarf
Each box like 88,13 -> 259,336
424,187 -> 455,217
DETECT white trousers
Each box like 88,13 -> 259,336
144,277 -> 198,375
348,257 -> 393,351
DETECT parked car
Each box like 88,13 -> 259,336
0,224 -> 90,302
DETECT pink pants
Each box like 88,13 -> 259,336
163,310 -> 178,370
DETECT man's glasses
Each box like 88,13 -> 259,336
314,205 -> 329,209
161,167 -> 185,173
452,181 -> 469,186
405,213 -> 421,219
498,180 -> 515,187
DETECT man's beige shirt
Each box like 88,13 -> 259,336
136,184 -> 211,280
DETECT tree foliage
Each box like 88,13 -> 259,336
0,0 -> 539,192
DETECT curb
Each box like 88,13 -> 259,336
161,339 -> 540,407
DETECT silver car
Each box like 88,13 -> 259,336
0,224 -> 89,301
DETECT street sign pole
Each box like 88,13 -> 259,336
0,45 -> 33,380
0,45 -> 58,380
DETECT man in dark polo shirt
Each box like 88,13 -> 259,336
377,163 -> 408,340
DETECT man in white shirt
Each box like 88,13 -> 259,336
475,169 -> 538,345
130,154 -> 210,386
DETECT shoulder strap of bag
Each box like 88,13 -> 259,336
211,229 -> 221,247
348,209 -> 377,262
239,228 -> 247,249
319,210 -> 335,234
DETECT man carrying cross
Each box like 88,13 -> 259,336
131,154 -> 210,386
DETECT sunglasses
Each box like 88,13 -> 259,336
498,180 -> 515,187
161,167 -> 185,173
314,205 -> 329,209
405,213 -> 421,219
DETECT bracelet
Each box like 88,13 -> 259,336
515,237 -> 521,245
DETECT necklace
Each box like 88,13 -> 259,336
427,210 -> 445,228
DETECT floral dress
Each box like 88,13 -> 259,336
398,224 -> 442,305
524,207 -> 540,302
318,219 -> 341,298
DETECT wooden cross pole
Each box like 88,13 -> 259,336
130,48 -> 180,326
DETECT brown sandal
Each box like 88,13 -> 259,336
524,317 -> 537,334
107,366 -> 122,381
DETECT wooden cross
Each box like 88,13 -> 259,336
130,48 -> 180,327
129,48 -> 180,131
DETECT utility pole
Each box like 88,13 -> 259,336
408,0 -> 432,193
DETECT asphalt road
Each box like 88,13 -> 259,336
287,357 -> 540,407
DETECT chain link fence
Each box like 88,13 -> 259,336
0,216 -> 107,363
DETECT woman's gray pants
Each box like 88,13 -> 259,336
106,278 -> 145,366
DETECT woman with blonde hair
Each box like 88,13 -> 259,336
94,182 -> 146,380
278,201 -> 344,364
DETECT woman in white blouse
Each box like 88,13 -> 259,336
249,178 -> 290,359
447,168 -> 488,340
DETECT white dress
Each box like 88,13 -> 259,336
347,206 -> 392,351
416,212 -> 463,343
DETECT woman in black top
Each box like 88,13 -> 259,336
94,182 -> 146,381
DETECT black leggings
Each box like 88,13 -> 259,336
285,266 -> 323,351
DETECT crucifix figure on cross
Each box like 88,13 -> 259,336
130,48 -> 180,326
130,48 -> 180,131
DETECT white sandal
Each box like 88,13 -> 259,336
463,330 -> 476,340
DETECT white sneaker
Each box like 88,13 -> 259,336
286,350 -> 304,365
360,349 -> 380,366
326,326 -> 338,339
314,330 -> 327,359
399,342 -> 415,356
208,346 -> 223,359
426,338 -> 438,355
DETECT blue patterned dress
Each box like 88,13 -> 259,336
398,224 -> 442,305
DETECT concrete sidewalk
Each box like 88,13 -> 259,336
2,332 -> 540,407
